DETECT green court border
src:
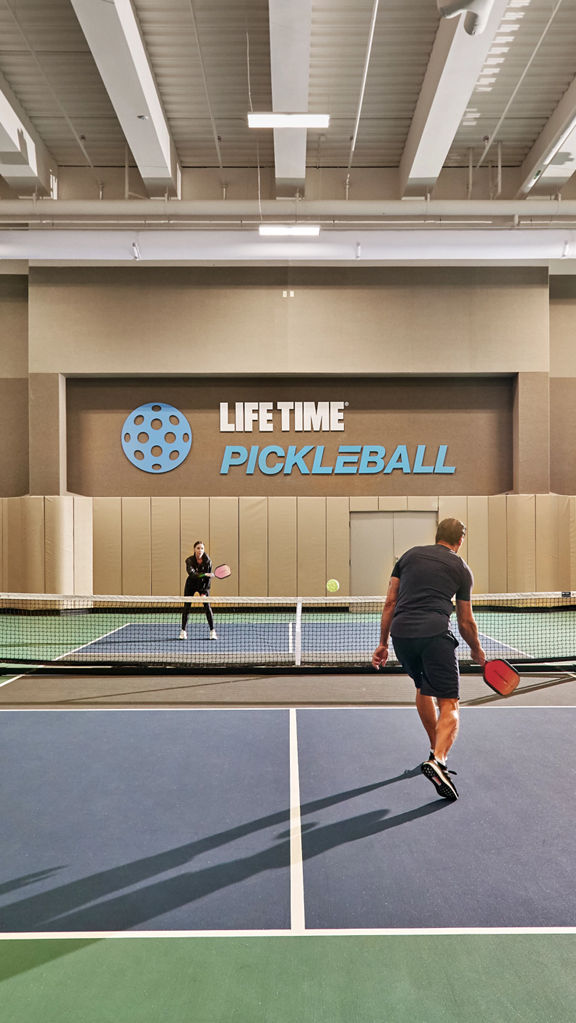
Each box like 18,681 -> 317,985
1,934 -> 575,1022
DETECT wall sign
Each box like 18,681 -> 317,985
120,398 -> 456,478
218,400 -> 454,476
219,400 -> 346,432
121,399 -> 456,477
69,376 -> 512,496
121,403 -> 192,473
220,443 -> 454,475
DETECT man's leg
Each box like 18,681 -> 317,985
434,697 -> 459,764
415,689 -> 438,751
392,637 -> 432,753
419,636 -> 460,801
419,633 -> 460,763
421,695 -> 460,800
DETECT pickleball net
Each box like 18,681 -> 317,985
1,591 -> 576,671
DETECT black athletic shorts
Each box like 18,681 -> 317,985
391,631 -> 460,699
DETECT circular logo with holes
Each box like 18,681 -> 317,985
121,403 -> 192,473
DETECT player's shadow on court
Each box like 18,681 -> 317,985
0,774 -> 445,932
0,867 -> 63,898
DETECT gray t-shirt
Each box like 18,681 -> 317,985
390,543 -> 473,638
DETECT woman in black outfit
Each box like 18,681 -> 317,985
179,540 -> 218,640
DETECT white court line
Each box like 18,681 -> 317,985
0,624 -> 132,689
0,705 -> 573,713
0,708 -> 307,715
56,622 -> 131,662
2,926 -> 576,939
473,629 -> 529,660
289,708 -> 305,934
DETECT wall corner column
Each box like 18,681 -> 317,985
512,372 -> 550,494
28,373 -> 67,495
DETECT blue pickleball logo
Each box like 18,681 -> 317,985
121,403 -> 192,473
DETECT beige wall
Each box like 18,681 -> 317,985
0,274 -> 28,378
513,373 -> 550,493
28,373 -> 67,496
56,164 -> 516,203
23,265 -> 552,498
550,276 -> 576,493
29,267 -> 549,375
550,276 -> 576,379
0,275 -> 29,496
3,265 -> 576,583
0,378 -> 29,496
1,493 -> 574,598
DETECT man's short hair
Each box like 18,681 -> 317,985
436,518 -> 466,545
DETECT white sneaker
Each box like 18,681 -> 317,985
209,629 -> 218,640
179,629 -> 187,640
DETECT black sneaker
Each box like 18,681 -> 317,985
422,752 -> 439,769
421,758 -> 459,801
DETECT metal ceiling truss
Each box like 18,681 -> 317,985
1,0 -> 576,262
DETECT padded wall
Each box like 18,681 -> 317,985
3,495 -> 576,598
239,497 -> 268,595
92,497 -> 122,594
1,496 -> 92,594
88,493 -> 576,597
4,495 -> 576,597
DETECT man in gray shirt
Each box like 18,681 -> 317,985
371,517 -> 485,801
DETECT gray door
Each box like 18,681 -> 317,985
350,511 -> 438,596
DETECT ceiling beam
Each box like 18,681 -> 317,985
0,70 -> 57,196
518,75 -> 576,196
70,0 -> 180,198
0,227 -> 573,265
268,0 -> 312,196
399,0 -> 508,197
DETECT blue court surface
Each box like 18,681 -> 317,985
75,622 -> 297,662
1,707 -> 575,933
65,619 -> 524,664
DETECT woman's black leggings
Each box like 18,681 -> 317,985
181,579 -> 214,631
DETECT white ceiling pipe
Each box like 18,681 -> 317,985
1,199 -> 576,225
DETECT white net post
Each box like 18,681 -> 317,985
294,598 -> 303,666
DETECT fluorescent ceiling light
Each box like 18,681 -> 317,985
259,224 -> 321,237
248,112 -> 330,129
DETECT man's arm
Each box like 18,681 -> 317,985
455,599 -> 486,665
371,576 -> 400,669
